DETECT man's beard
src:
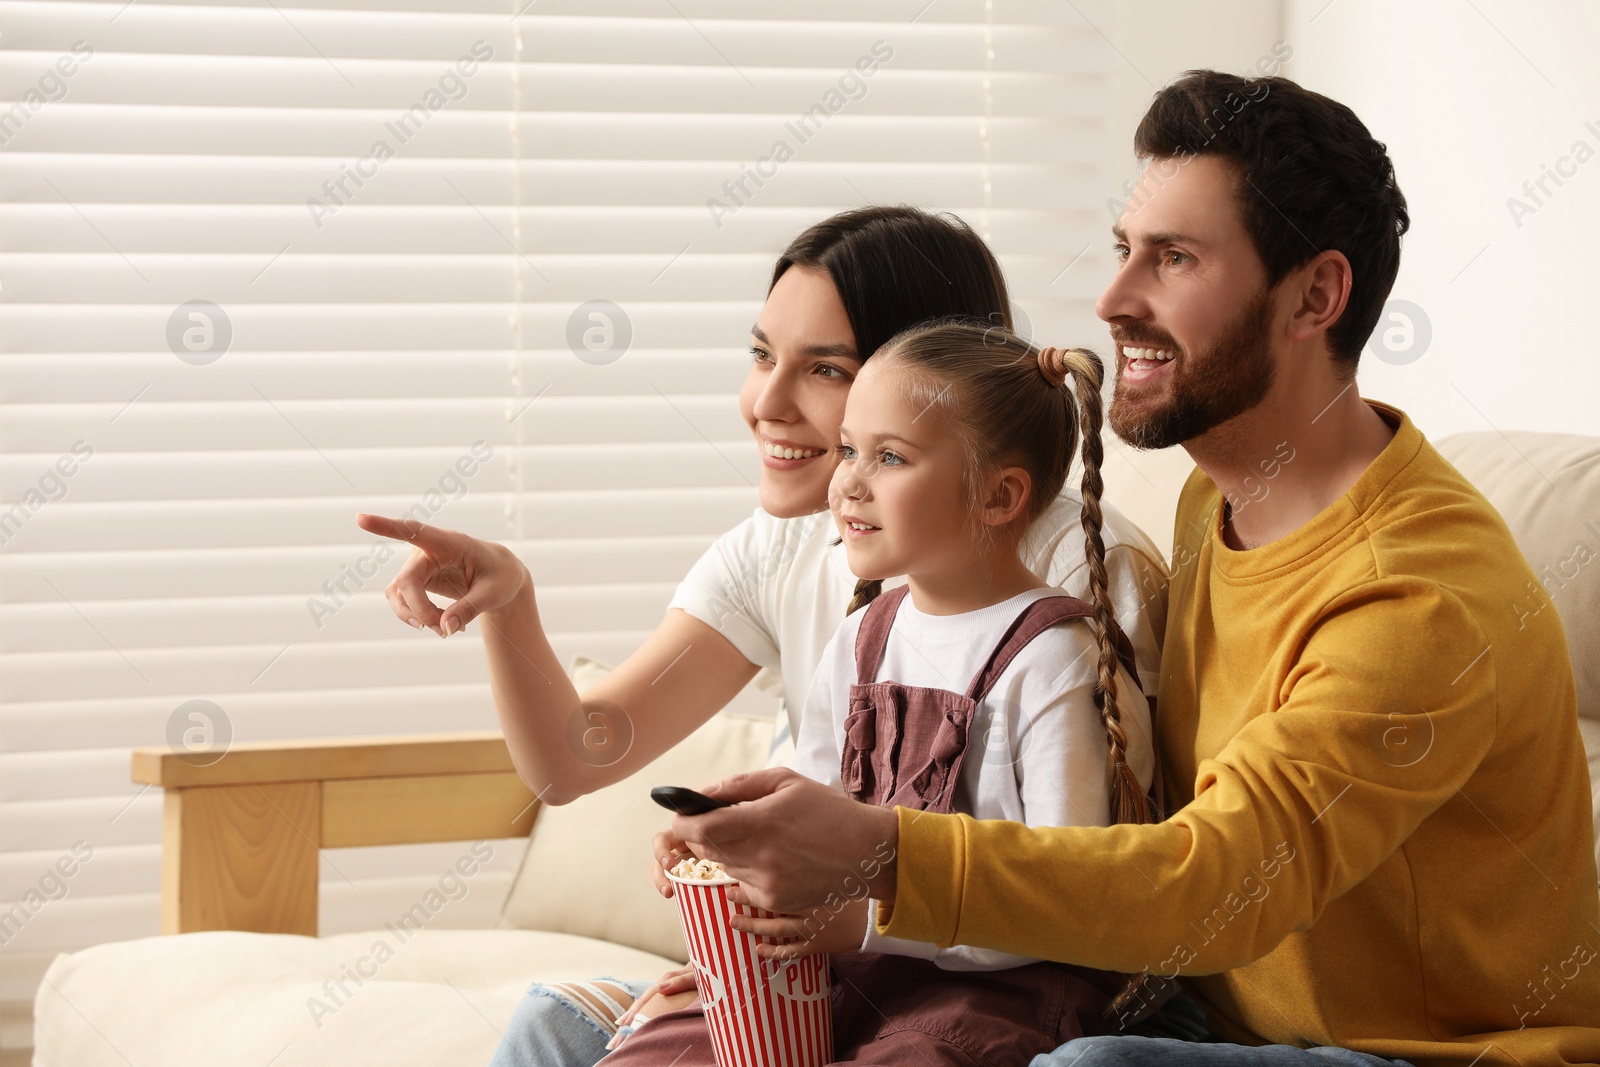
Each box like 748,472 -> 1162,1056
1108,288 -> 1276,451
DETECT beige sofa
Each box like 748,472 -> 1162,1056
32,431 -> 1600,1067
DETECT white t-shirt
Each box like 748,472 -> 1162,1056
666,490 -> 1169,745
792,584 -> 1155,970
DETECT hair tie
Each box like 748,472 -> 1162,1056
1036,346 -> 1070,388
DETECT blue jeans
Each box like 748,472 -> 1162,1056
1035,1038 -> 1417,1065
487,977 -> 649,1067
488,980 -> 1415,1067
1035,991 -> 1416,1065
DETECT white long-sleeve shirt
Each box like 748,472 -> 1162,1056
793,585 -> 1155,971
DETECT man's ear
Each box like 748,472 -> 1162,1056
981,467 -> 1033,527
1286,250 -> 1353,344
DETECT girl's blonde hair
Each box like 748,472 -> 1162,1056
845,318 -> 1150,827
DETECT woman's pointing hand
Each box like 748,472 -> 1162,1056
355,513 -> 528,637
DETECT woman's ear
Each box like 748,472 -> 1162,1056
981,467 -> 1033,527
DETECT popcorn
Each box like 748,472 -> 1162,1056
670,855 -> 730,881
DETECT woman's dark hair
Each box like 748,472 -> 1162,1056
775,205 -> 1013,615
771,205 -> 1012,366
1134,70 -> 1409,371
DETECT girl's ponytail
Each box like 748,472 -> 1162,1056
1042,345 -> 1166,1029
1037,347 -> 1149,828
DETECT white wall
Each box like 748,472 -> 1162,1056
1285,0 -> 1600,440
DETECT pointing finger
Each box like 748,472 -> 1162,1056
356,512 -> 451,551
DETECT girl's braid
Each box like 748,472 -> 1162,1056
1047,347 -> 1148,827
1047,345 -> 1165,1028
845,577 -> 883,617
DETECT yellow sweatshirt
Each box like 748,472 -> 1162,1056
878,402 -> 1600,1066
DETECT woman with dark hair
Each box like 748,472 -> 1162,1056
356,205 -> 1170,1067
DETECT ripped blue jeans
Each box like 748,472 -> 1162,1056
489,979 -> 1226,1067
487,977 -> 650,1067
488,978 -> 1413,1067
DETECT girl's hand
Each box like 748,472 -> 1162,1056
355,513 -> 528,637
733,895 -> 870,962
652,829 -> 694,899
605,965 -> 698,1049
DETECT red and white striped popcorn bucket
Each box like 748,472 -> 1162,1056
668,869 -> 833,1067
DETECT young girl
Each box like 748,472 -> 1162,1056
605,319 -> 1160,1065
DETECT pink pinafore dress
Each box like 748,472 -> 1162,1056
823,584 -> 1146,1065
603,585 -> 1152,1066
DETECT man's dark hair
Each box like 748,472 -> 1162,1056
1135,70 -> 1409,370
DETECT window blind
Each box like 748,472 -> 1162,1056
0,0 -> 1117,1054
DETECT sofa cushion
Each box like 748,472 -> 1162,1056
496,656 -> 776,962
1434,431 -> 1600,722
34,928 -> 679,1067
